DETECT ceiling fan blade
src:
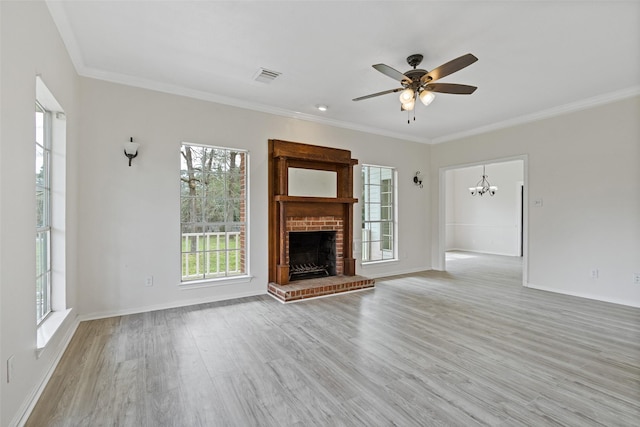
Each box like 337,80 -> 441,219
373,64 -> 412,83
352,88 -> 403,101
421,53 -> 478,83
425,83 -> 477,95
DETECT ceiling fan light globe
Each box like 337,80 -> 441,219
419,90 -> 435,106
399,88 -> 414,103
401,99 -> 415,111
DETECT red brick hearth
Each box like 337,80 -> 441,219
268,275 -> 375,303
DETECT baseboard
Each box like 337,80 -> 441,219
78,289 -> 266,322
447,248 -> 520,257
364,266 -> 432,279
12,315 -> 81,427
526,283 -> 640,308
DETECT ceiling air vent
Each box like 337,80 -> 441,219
253,68 -> 281,83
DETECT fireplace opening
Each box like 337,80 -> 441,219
289,231 -> 337,281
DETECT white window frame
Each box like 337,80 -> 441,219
35,101 -> 52,324
180,143 -> 249,284
35,77 -> 71,351
361,164 -> 397,263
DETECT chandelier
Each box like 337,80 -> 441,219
469,165 -> 498,196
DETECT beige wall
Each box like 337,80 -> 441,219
431,96 -> 640,307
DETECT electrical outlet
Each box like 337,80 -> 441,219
591,269 -> 599,279
634,273 -> 640,284
145,276 -> 154,287
7,355 -> 14,383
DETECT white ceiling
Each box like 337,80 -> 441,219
46,1 -> 640,144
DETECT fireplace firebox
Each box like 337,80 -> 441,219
289,231 -> 337,281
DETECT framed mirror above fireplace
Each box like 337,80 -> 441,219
288,168 -> 337,198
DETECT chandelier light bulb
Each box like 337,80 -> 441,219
399,88 -> 414,103
419,90 -> 436,106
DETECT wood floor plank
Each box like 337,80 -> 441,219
26,252 -> 640,426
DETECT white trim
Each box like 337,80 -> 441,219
179,275 -> 253,290
45,2 -> 85,75
361,258 -> 399,267
12,316 -> 80,427
36,308 -> 73,351
181,141 -> 248,154
78,66 -> 434,145
78,289 -> 265,322
445,248 -> 520,258
526,283 -> 640,309
364,266 -> 432,279
433,86 -> 640,144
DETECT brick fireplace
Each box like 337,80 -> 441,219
267,140 -> 374,302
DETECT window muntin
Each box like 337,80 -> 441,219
35,102 -> 52,323
180,144 -> 247,281
362,165 -> 396,262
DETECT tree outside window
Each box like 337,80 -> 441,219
180,144 -> 247,281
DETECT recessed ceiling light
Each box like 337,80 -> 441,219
316,104 -> 328,112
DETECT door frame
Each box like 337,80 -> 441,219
436,155 -> 529,287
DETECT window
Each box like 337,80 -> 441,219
35,77 -> 70,349
180,144 -> 248,282
361,165 -> 396,262
35,101 -> 52,323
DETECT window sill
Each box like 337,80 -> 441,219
361,259 -> 399,266
37,308 -> 73,353
179,275 -> 253,290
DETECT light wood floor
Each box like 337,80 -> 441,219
27,252 -> 640,426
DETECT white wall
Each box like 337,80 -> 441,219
431,96 -> 640,307
0,2 -> 80,426
446,160 -> 523,255
76,78 -> 431,318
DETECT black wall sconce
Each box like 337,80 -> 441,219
413,171 -> 423,188
124,137 -> 139,167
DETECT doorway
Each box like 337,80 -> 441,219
439,157 -> 527,286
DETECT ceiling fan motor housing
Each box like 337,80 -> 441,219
404,69 -> 429,85
404,54 -> 429,87
406,54 -> 424,68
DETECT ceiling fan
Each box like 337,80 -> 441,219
353,53 -> 478,122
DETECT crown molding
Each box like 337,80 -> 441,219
432,86 -> 640,144
46,1 -> 85,73
80,65 -> 432,144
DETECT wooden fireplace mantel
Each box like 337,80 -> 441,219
268,139 -> 358,285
